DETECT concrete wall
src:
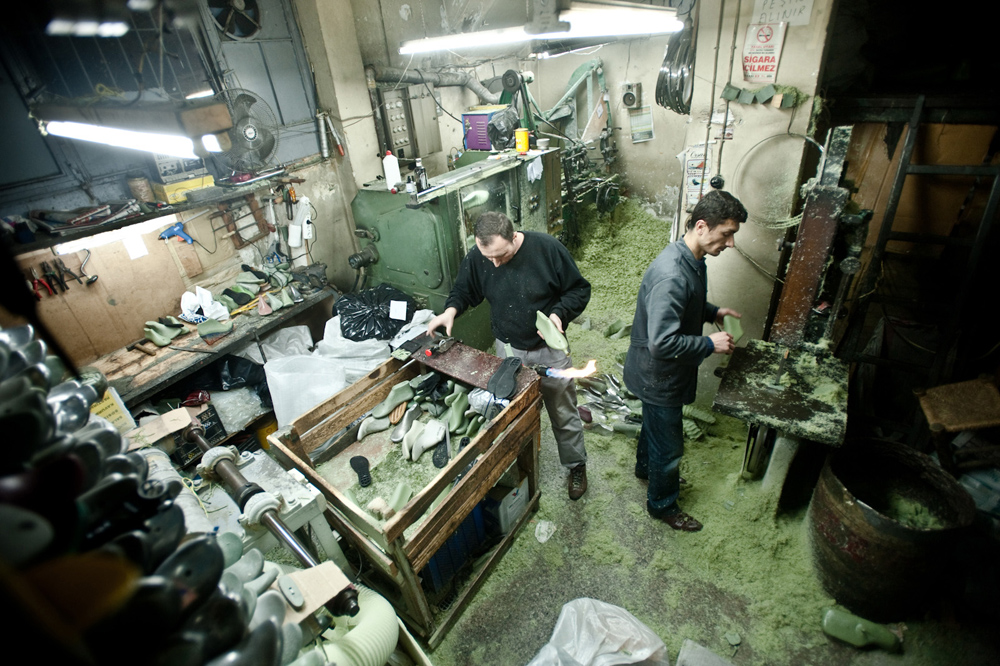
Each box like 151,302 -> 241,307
291,0 -> 838,408
684,0 -> 836,403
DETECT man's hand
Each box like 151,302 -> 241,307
538,312 -> 564,340
709,331 -> 735,354
716,307 -> 741,326
427,307 -> 458,337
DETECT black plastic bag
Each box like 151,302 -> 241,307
172,354 -> 272,408
487,105 -> 521,150
337,284 -> 416,341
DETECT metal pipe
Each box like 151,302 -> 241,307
184,424 -> 314,567
370,65 -> 501,105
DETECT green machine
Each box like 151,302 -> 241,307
350,150 -> 563,351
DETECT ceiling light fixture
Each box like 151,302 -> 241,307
33,101 -> 233,159
398,1 -> 682,55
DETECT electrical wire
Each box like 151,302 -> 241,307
698,0 -> 727,200
716,0 -> 743,176
731,132 -> 824,229
733,242 -> 783,284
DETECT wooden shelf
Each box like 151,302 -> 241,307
11,177 -> 284,257
92,287 -> 336,408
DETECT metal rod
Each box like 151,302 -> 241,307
259,511 -> 319,567
184,424 -> 316,567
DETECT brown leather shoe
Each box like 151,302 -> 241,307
568,464 -> 587,500
656,511 -> 702,532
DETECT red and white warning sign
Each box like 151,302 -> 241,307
742,22 -> 786,84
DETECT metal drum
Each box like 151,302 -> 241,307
808,440 -> 975,620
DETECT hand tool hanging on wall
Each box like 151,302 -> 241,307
0,241 -> 78,377
159,222 -> 194,244
30,267 -> 53,299
80,249 -> 99,285
323,114 -> 345,157
41,261 -> 67,293
55,258 -> 83,285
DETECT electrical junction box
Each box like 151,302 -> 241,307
623,82 -> 642,108
378,84 -> 442,159
482,473 -> 530,534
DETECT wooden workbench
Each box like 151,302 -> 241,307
267,343 -> 541,648
91,287 -> 336,408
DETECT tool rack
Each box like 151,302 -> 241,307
267,343 -> 541,648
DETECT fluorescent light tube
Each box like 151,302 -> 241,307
44,121 -> 197,159
399,4 -> 681,54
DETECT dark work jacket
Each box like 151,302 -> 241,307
623,240 -> 717,407
445,231 -> 591,350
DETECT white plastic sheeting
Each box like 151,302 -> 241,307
526,598 -> 669,666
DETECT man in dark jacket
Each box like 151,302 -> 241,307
427,212 -> 592,500
623,190 -> 747,531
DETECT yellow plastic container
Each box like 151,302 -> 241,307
515,128 -> 529,153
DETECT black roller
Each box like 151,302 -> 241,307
501,69 -> 522,93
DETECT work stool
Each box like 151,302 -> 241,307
916,377 -> 1000,476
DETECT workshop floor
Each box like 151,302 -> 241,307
426,408 -> 1000,666
424,200 -> 1000,665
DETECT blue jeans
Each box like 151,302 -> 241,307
635,402 -> 683,515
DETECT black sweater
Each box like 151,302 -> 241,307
445,231 -> 591,350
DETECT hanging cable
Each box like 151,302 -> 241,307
698,0 -> 727,200
715,0 -> 743,180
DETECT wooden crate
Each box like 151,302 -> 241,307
267,344 -> 541,648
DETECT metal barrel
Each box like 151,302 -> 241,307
807,440 -> 975,621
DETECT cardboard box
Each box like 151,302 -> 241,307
152,174 -> 215,203
483,474 -> 530,534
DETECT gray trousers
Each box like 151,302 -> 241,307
496,340 -> 587,468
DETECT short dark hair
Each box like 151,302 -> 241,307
474,211 -> 515,243
685,190 -> 748,231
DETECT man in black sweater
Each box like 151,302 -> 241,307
427,211 -> 592,499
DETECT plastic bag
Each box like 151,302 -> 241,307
525,598 -> 669,666
236,325 -> 313,364
389,309 -> 435,348
313,316 -> 391,384
487,105 -> 521,150
335,284 -> 416,341
264,355 -> 347,428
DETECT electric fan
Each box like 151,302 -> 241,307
214,88 -> 279,173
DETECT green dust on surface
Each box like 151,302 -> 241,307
566,197 -> 671,375
316,423 -> 451,540
883,493 -> 946,530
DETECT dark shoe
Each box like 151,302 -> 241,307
649,504 -> 702,532
568,464 -> 588,500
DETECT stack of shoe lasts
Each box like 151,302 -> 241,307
577,368 -> 715,439
373,372 -> 486,463
0,323 -> 309,666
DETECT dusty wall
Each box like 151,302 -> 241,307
684,0 -> 836,404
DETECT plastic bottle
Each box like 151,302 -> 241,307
821,607 -> 901,652
414,157 -> 430,192
382,150 -> 401,191
405,176 -> 416,194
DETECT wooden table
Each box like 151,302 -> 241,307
92,287 -> 336,407
268,343 -> 541,648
